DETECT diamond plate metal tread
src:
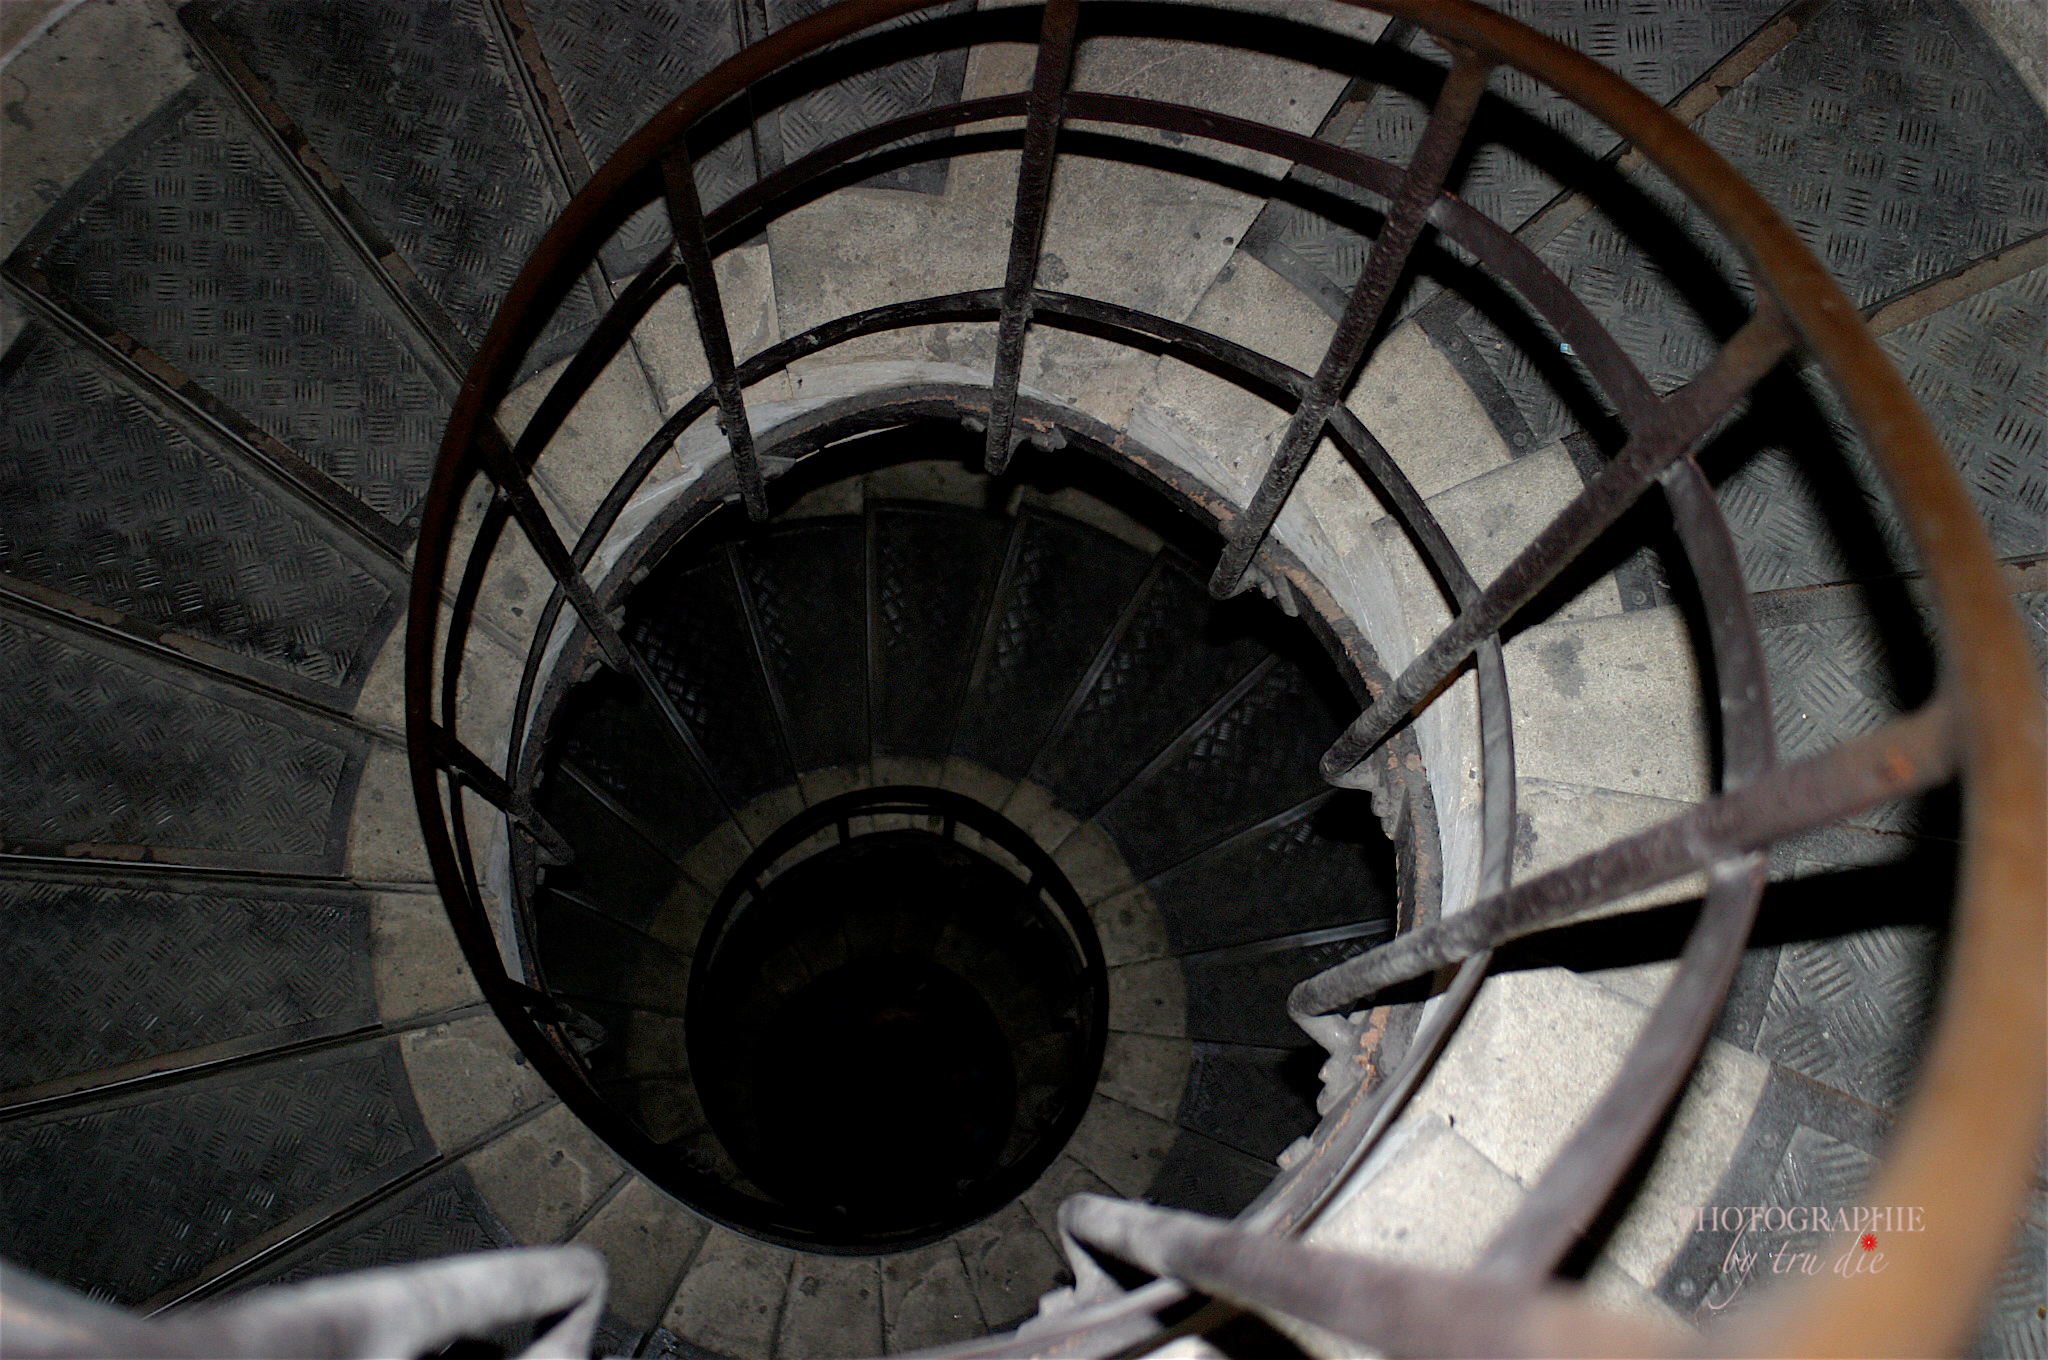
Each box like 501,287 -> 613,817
1143,795 -> 1397,957
548,668 -> 732,866
535,886 -> 691,1008
0,614 -> 361,870
870,503 -> 1009,760
521,0 -> 752,272
0,1041 -> 423,1305
1717,264 -> 2045,594
1031,560 -> 1270,818
1753,923 -> 1941,1111
1179,929 -> 1389,1049
630,554 -> 791,807
1174,1042 -> 1321,1165
1251,0 -> 1784,317
1874,265 -> 2048,562
1443,0 -> 2048,445
1146,1124 -> 1279,1221
191,0 -> 575,359
734,519 -> 869,775
23,86 -> 448,529
0,321 -> 396,688
0,878 -> 374,1093
1097,652 -> 1351,881
240,1163 -> 514,1290
953,509 -> 1154,782
535,780 -> 689,934
1967,1185 -> 2046,1360
761,0 -> 969,196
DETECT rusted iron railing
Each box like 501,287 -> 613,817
402,2 -> 2046,1355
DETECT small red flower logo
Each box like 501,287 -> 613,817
1861,1234 -> 1877,1251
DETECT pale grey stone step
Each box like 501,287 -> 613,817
1098,1031 -> 1195,1122
1016,1153 -> 1122,1246
1107,958 -> 1189,1038
497,343 -> 669,533
661,1226 -> 795,1359
1064,1092 -> 1179,1198
463,1100 -> 627,1243
398,1012 -> 551,1151
881,1241 -> 985,1352
1309,1111 -> 1523,1269
1515,776 -> 1708,918
369,892 -> 483,1021
1502,605 -> 1712,804
1092,884 -> 1174,966
777,1254 -> 884,1360
634,240 -> 782,414
954,1201 -> 1071,1331
0,0 -> 198,258
568,1175 -> 711,1338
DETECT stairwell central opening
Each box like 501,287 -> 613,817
512,421 -> 1405,1260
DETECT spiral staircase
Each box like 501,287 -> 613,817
1,0 -> 2043,1357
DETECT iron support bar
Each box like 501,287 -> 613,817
983,0 -> 1082,476
1290,698 -> 1956,1017
1208,51 -> 1494,599
1318,306 -> 1794,785
1059,1195 -> 1682,1359
661,146 -> 767,519
427,722 -> 576,865
470,426 -> 740,826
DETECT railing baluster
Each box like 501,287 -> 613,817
471,426 -> 741,827
1208,50 -> 1495,600
660,146 -> 768,520
1318,306 -> 1795,786
1290,699 -> 1955,1018
983,0 -> 1082,476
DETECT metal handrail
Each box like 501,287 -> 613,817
403,3 -> 2046,1356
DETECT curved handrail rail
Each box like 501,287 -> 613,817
405,3 -> 2046,1355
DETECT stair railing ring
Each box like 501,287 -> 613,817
403,2 -> 2046,1355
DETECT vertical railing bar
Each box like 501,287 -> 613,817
660,145 -> 768,520
1475,454 -> 1780,1279
1209,49 -> 1496,600
1319,306 -> 1794,785
471,427 -> 743,830
725,541 -> 806,796
983,0 -> 1083,476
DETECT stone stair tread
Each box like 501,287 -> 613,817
660,1226 -> 796,1360
568,1176 -> 712,1341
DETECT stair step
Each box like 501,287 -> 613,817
777,1255 -> 884,1359
660,1226 -> 795,1360
1030,559 -> 1270,816
735,519 -> 871,777
870,501 -> 1012,760
1094,650 -> 1349,880
1139,795 -> 1396,955
567,1176 -> 712,1347
953,508 -> 1157,782
631,554 -> 793,809
461,1102 -> 625,1245
880,1240 -> 985,1352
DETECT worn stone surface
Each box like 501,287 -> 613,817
953,1201 -> 1069,1333
1015,1152 -> 1121,1248
1065,1093 -> 1177,1198
497,342 -> 670,533
1311,1112 -> 1523,1269
369,892 -> 480,1021
1514,777 -> 1707,920
1091,885 -> 1172,966
570,1176 -> 709,1333
463,1101 -> 624,1243
662,1226 -> 793,1359
778,1253 -> 884,1360
398,1013 -> 549,1151
0,0 -> 196,257
1502,606 -> 1712,803
1098,1030 -> 1194,1123
1107,958 -> 1188,1039
1421,444 -> 1623,623
347,744 -> 432,884
635,242 -> 784,412
881,1240 -> 984,1352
